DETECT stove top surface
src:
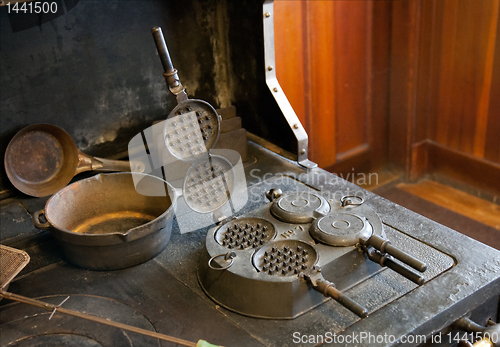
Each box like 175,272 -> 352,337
1,294 -> 160,347
1,142 -> 500,347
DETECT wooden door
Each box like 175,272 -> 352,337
274,1 -> 392,174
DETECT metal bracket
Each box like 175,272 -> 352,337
262,1 -> 317,169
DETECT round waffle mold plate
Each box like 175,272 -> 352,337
253,240 -> 318,277
215,217 -> 276,250
183,155 -> 234,213
164,102 -> 219,161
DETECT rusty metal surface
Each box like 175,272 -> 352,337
5,124 -> 136,197
7,131 -> 65,183
4,124 -> 79,198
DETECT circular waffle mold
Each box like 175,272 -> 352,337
253,240 -> 318,276
183,155 -> 234,213
215,217 -> 276,250
270,191 -> 330,224
309,212 -> 373,247
164,101 -> 219,161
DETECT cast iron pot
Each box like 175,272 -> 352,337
32,172 -> 177,270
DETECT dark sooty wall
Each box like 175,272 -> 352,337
0,0 -> 295,193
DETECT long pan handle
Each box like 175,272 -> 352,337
151,26 -> 185,96
76,152 -> 145,174
92,157 -> 145,173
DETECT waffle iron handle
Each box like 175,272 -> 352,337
151,26 -> 185,97
303,269 -> 368,318
316,280 -> 369,318
365,246 -> 425,285
363,234 -> 427,273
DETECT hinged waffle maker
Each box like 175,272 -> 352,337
198,189 -> 427,319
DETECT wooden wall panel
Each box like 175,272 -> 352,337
333,2 -> 369,155
414,0 -> 434,145
274,0 -> 499,193
274,1 -> 390,172
389,0 -> 420,171
304,1 -> 336,167
370,1 -> 392,169
426,0 -> 445,146
275,1 -> 337,169
390,0 -> 500,195
484,1 -> 500,163
426,0 -> 500,163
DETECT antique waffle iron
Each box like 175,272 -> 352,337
152,27 -> 234,216
198,189 -> 427,319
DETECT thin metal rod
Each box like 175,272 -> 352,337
0,290 -> 197,347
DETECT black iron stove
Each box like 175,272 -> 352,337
1,142 -> 499,347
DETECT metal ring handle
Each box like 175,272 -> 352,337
341,195 -> 364,207
208,252 -> 236,271
32,209 -> 51,230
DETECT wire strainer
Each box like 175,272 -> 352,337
0,244 -> 30,290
